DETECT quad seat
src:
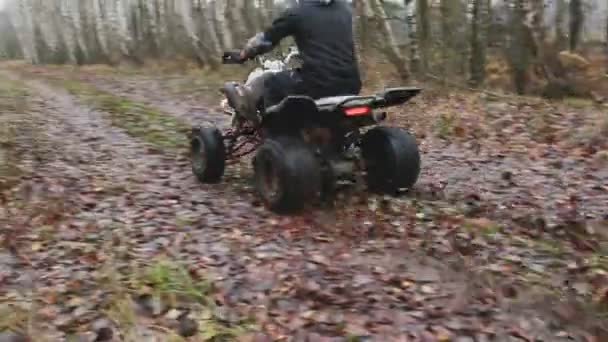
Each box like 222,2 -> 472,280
314,95 -> 360,108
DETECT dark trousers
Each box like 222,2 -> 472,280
262,70 -> 305,109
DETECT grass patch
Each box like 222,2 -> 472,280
435,112 -> 465,140
135,258 -> 213,305
59,80 -> 190,151
97,251 -> 255,341
0,77 -> 29,191
0,302 -> 30,335
562,97 -> 596,108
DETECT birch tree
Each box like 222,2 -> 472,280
507,0 -> 531,94
176,0 -> 208,65
367,0 -> 410,80
35,0 -> 60,61
405,0 -> 420,74
91,0 -> 110,58
143,0 -> 159,50
229,0 -> 249,45
12,0 -> 39,64
469,0 -> 485,86
416,0 -> 430,71
201,0 -> 223,67
243,0 -> 259,36
214,0 -> 234,50
554,0 -> 567,47
605,9 -> 608,73
569,0 -> 583,51
70,0 -> 90,61
104,0 -> 131,57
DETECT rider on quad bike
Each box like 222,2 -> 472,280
222,0 -> 362,124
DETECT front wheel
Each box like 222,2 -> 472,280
191,127 -> 226,183
361,127 -> 421,194
253,137 -> 321,214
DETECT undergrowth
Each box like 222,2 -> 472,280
97,245 -> 255,341
0,76 -> 29,191
60,80 -> 191,151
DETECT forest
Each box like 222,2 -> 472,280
0,0 -> 607,341
0,0 -> 607,96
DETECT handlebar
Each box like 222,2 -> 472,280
222,50 -> 246,64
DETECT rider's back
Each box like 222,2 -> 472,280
265,0 -> 362,99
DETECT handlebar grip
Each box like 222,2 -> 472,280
222,51 -> 245,64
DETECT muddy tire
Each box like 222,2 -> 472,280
361,127 -> 420,194
253,137 -> 321,214
191,127 -> 226,183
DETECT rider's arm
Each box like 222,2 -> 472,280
240,7 -> 299,60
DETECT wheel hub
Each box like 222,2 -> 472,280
191,138 -> 207,173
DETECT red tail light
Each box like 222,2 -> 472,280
344,106 -> 371,116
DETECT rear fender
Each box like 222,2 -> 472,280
263,96 -> 321,134
374,87 -> 422,108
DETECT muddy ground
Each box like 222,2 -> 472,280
1,62 -> 607,342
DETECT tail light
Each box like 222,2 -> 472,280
344,106 -> 371,116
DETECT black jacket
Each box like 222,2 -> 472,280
263,0 -> 362,99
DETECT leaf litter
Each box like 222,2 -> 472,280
0,64 -> 607,341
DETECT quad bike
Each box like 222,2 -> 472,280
190,47 -> 422,213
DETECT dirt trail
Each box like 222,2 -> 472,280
1,67 -> 606,341
56,69 -> 608,226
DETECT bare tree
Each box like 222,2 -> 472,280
217,0 -> 234,50
368,0 -> 410,79
554,0 -> 567,48
404,0 -> 420,74
569,0 -> 583,51
202,0 -> 223,67
35,0 -> 60,61
12,0 -> 39,64
469,0 -> 485,86
416,0 -> 430,71
229,0 -> 249,45
507,0 -> 531,95
605,7 -> 608,74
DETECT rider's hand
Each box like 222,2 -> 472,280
222,50 -> 245,64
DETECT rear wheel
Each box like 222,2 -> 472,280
253,137 -> 321,214
191,127 -> 226,183
361,127 -> 420,194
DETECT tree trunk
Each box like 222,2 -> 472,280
243,0 -> 259,36
92,0 -> 110,58
157,0 -> 168,49
353,0 -> 371,81
508,0 -> 530,95
68,0 -> 90,62
605,10 -> 608,74
215,0 -> 234,50
405,0 -> 420,74
439,0 -> 449,81
469,0 -> 485,87
229,0 -> 249,45
569,0 -> 583,51
13,0 -> 39,64
368,0 -> 410,80
262,0 -> 275,27
35,0 -> 60,59
529,0 -> 554,81
143,0 -> 160,50
176,0 -> 206,65
201,1 -> 223,68
116,0 -> 134,56
58,0 -> 77,64
416,0 -> 430,71
554,0 -> 566,48
483,0 -> 492,49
